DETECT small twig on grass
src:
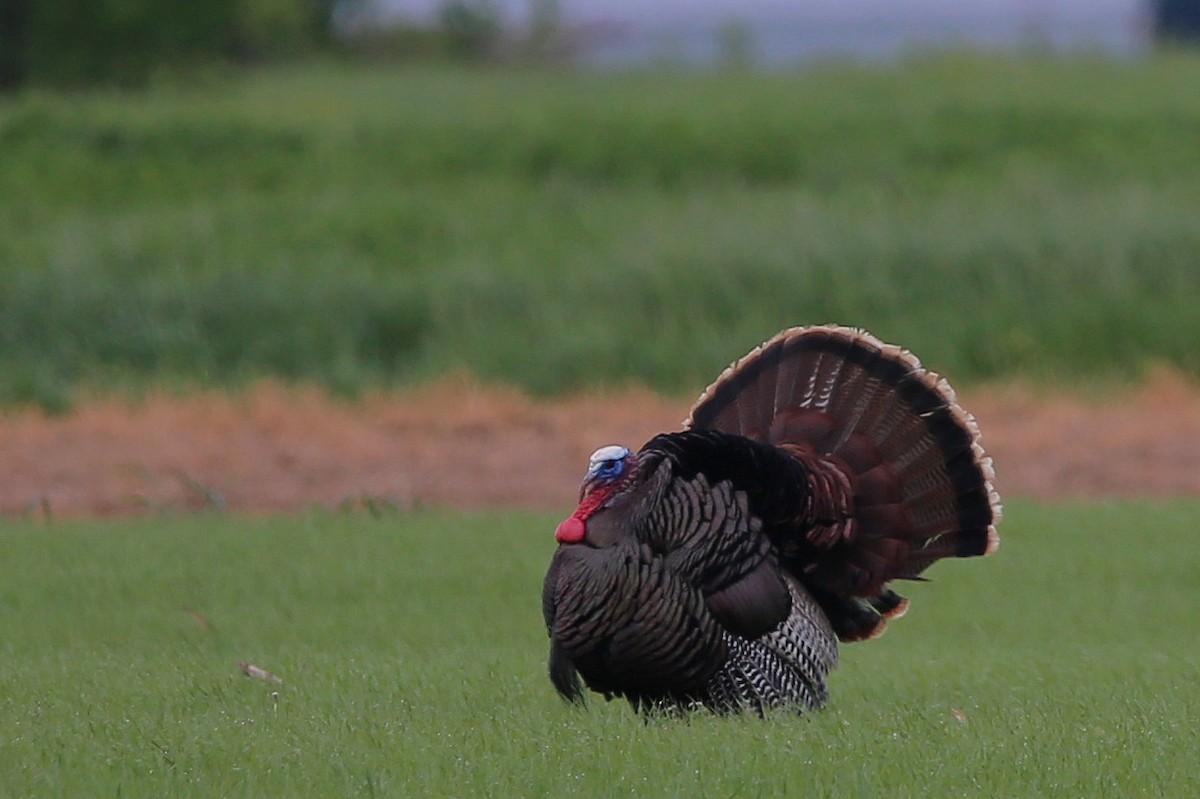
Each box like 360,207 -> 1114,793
171,469 -> 228,513
182,605 -> 214,632
336,492 -> 410,518
239,661 -> 284,684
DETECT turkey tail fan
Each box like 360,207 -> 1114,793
685,325 -> 1000,641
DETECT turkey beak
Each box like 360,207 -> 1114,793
578,477 -> 600,502
579,462 -> 608,501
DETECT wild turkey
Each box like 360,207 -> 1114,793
542,325 -> 1000,715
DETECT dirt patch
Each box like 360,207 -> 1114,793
2,373 -> 1198,519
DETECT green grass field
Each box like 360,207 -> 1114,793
3,55 -> 1200,408
2,501 -> 1196,796
5,57 -> 1197,792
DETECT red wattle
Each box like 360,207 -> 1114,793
555,515 -> 586,544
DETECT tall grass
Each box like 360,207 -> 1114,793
0,502 -> 1197,796
3,55 -> 1200,408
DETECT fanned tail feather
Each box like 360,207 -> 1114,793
686,325 -> 1000,641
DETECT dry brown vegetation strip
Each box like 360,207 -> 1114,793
2,374 -> 1198,519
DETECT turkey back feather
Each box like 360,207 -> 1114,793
685,325 -> 1001,641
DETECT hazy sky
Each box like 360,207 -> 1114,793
380,0 -> 1142,24
375,0 -> 1148,61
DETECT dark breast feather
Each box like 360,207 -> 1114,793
635,431 -> 801,640
544,540 -> 728,700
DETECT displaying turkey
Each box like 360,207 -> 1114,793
542,325 -> 1000,715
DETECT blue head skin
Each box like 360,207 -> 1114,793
580,445 -> 632,499
555,445 -> 633,544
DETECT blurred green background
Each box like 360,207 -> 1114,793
2,2 -> 1200,410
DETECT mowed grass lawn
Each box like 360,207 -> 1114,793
1,501 -> 1196,796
